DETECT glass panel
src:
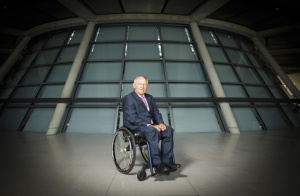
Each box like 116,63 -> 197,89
0,108 -> 27,131
235,67 -> 262,84
28,37 -> 46,50
126,43 -> 160,59
247,53 -> 261,68
216,32 -> 238,48
232,108 -> 261,131
44,31 -> 68,48
33,49 -> 59,65
270,87 -> 285,98
20,67 -> 50,85
161,26 -> 189,42
245,86 -> 271,98
122,83 -> 166,98
5,69 -> 26,86
166,62 -> 205,81
226,49 -> 248,65
81,62 -> 122,81
11,86 -> 39,98
66,108 -> 117,133
238,38 -> 254,51
257,69 -> 276,85
18,52 -> 38,68
38,85 -> 64,98
159,108 -> 170,126
172,108 -> 221,132
57,46 -> 78,62
66,29 -> 84,44
257,107 -> 290,130
207,47 -> 228,63
95,26 -> 126,41
75,84 -> 120,98
128,26 -> 158,40
46,64 -> 71,83
169,84 -> 211,97
23,108 -> 55,132
201,30 -> 219,45
0,87 -> 14,99
223,85 -> 247,97
124,62 -> 164,80
163,43 -> 198,60
87,43 -> 124,60
214,64 -> 239,83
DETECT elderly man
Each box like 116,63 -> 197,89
122,75 -> 181,173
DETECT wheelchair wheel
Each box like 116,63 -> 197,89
112,127 -> 136,174
139,143 -> 149,163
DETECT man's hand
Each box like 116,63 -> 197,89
150,123 -> 166,132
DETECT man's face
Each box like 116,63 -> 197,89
133,77 -> 148,96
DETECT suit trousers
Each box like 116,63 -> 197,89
138,125 -> 174,165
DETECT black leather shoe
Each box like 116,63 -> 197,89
154,163 -> 170,173
164,162 -> 181,170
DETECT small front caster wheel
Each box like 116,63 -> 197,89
137,170 -> 147,181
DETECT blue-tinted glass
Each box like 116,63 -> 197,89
235,67 -> 262,84
46,64 -> 71,83
163,43 -> 198,60
207,47 -> 228,63
23,108 -> 55,132
0,108 -> 27,131
44,32 -> 68,48
126,43 -> 160,59
226,49 -> 248,65
166,62 -> 205,81
215,64 -> 239,82
20,67 -> 50,85
128,26 -> 158,40
161,26 -> 190,42
66,29 -> 84,44
88,43 -> 124,60
95,26 -> 126,41
201,30 -> 219,45
81,62 -> 122,81
232,108 -> 261,131
217,32 -> 238,48
33,49 -> 59,65
57,46 -> 78,62
124,62 -> 164,80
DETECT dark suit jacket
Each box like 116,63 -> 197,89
123,91 -> 164,131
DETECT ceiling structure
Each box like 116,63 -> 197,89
0,0 -> 300,74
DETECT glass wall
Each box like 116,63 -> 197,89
0,24 -> 299,133
201,28 -> 297,131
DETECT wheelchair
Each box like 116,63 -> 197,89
112,126 -> 175,181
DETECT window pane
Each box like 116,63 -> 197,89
245,86 -> 271,98
207,47 -> 228,63
81,62 -> 122,81
20,67 -> 50,85
46,64 -> 71,83
0,108 -> 27,131
282,104 -> 300,127
257,107 -> 290,130
33,49 -> 59,65
235,67 -> 262,84
223,85 -> 247,97
57,46 -> 78,62
38,85 -> 64,98
172,108 -> 221,132
257,69 -> 276,85
126,43 -> 160,59
11,86 -> 39,98
232,108 -> 261,131
201,30 -> 219,45
0,87 -> 14,99
247,53 -> 261,68
166,62 -> 205,81
95,26 -> 126,41
28,37 -> 46,50
44,32 -> 68,48
216,32 -> 238,48
66,29 -> 84,44
124,62 -> 164,80
76,84 -> 120,98
122,83 -> 166,98
23,108 -> 55,132
128,26 -> 158,40
66,108 -> 117,133
161,26 -> 190,42
18,52 -> 38,68
5,69 -> 26,86
226,49 -> 248,65
87,43 -> 124,60
163,43 -> 198,60
270,87 -> 285,98
215,64 -> 239,82
169,84 -> 211,97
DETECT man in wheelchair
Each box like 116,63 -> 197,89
122,75 -> 181,173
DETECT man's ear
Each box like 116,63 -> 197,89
132,83 -> 135,89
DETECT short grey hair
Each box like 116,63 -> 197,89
134,76 -> 148,83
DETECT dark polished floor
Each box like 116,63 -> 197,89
1,128 -> 300,196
